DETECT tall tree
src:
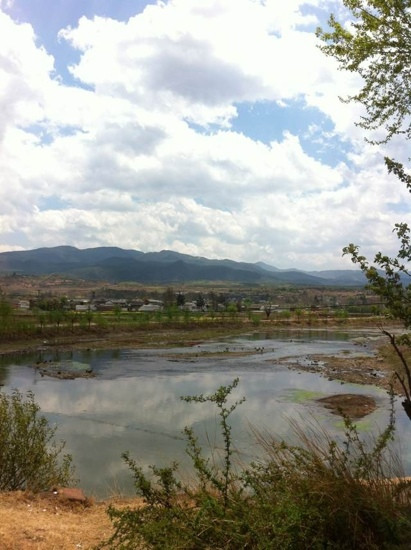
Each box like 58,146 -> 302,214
317,0 -> 411,419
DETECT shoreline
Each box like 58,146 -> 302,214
0,320 -> 404,394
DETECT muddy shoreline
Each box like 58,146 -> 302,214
0,324 -> 402,390
0,324 -> 406,417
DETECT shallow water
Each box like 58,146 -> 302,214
1,329 -> 410,497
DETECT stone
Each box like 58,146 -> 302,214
54,487 -> 87,503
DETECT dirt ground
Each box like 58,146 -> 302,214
0,490 -> 144,549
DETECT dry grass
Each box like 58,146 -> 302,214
0,491 -> 144,550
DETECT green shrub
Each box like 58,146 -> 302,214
100,382 -> 411,549
243,410 -> 411,549
0,389 -> 74,492
250,313 -> 261,326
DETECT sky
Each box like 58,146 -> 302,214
0,0 -> 409,270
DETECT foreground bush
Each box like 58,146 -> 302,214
101,381 -> 411,549
0,389 -> 74,491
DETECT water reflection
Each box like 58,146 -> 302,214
0,329 -> 409,498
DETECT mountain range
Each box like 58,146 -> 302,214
0,246 -> 367,287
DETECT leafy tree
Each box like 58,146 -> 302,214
316,0 -> 411,145
318,0 -> 411,419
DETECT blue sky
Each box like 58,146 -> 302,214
0,0 -> 408,269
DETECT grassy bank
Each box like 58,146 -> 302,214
0,309 -> 394,356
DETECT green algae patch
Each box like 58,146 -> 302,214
334,418 -> 374,432
282,388 -> 325,403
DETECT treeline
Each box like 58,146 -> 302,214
0,296 -> 388,344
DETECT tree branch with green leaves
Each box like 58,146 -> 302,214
319,0 -> 411,420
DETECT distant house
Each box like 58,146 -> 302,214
75,304 -> 96,312
181,301 -> 199,312
139,303 -> 162,312
18,300 -> 30,310
95,300 -> 116,311
147,299 -> 163,306
129,299 -> 144,311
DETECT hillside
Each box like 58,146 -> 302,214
0,246 -> 366,286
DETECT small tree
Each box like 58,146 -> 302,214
181,378 -> 245,509
264,303 -> 273,319
162,287 -> 175,308
226,303 -> 238,319
195,293 -> 205,310
48,308 -> 65,330
343,226 -> 411,419
176,292 -> 185,308
35,308 -> 46,333
0,390 -> 74,491
85,310 -> 94,329
66,310 -> 77,332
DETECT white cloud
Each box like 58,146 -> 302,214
0,12 -> 53,136
58,0 -> 362,129
0,0 -> 409,270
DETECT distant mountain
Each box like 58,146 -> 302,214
0,246 -> 366,287
305,269 -> 368,285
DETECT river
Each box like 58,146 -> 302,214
0,328 -> 409,497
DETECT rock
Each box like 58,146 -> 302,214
54,487 -> 87,503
